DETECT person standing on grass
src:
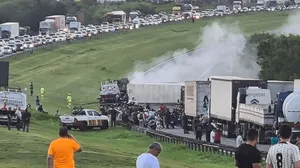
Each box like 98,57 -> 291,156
47,127 -> 82,168
235,129 -> 261,168
22,108 -> 31,132
15,107 -> 22,131
36,96 -> 40,110
29,82 -> 33,96
40,86 -> 45,99
136,142 -> 161,168
110,106 -> 117,127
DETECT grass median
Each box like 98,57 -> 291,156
1,11 -> 292,168
0,116 -> 235,168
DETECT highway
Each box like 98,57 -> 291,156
148,104 -> 271,152
159,126 -> 270,152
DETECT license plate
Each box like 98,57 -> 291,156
61,123 -> 72,126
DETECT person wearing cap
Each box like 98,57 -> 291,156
47,127 -> 82,168
136,142 -> 162,168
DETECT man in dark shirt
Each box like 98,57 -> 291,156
30,82 -> 33,96
235,129 -> 261,168
22,108 -> 31,132
110,107 -> 117,127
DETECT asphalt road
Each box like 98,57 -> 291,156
160,126 -> 271,152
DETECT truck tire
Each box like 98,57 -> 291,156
67,126 -> 72,130
79,122 -> 88,131
101,120 -> 109,129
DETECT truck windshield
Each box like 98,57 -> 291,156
130,14 -> 138,19
87,111 -> 93,116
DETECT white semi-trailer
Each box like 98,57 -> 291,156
209,76 -> 268,138
184,80 -> 210,130
39,20 -> 58,35
127,83 -> 184,104
45,15 -> 66,30
294,79 -> 300,91
184,81 -> 210,117
69,21 -> 81,31
267,80 -> 294,103
0,22 -> 19,38
207,76 -> 297,143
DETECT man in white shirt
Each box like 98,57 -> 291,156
236,133 -> 244,147
136,142 -> 161,168
266,125 -> 300,168
15,107 -> 22,131
210,123 -> 217,143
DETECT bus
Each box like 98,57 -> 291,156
106,11 -> 126,24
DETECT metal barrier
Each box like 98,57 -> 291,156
119,122 -> 268,160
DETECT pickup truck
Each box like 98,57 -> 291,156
59,109 -> 109,131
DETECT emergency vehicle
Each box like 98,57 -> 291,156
59,108 -> 109,131
0,89 -> 27,125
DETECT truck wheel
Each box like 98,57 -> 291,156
67,126 -> 72,130
79,122 -> 87,131
101,120 -> 109,129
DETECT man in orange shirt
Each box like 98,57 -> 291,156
47,127 -> 82,168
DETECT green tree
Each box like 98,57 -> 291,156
0,0 -> 67,31
250,33 -> 300,80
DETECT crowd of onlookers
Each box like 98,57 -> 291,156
102,101 -> 184,130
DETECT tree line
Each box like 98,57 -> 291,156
249,33 -> 300,80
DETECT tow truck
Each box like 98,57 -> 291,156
59,108 -> 109,131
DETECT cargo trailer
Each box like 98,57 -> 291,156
45,15 -> 66,30
0,22 -> 19,38
267,80 -> 294,103
184,81 -> 210,130
127,83 -> 184,104
39,20 -> 58,35
209,76 -> 268,138
294,79 -> 300,92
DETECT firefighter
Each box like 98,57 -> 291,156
40,86 -> 45,99
67,93 -> 72,109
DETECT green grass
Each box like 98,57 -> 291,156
0,117 -> 235,168
9,11 -> 292,114
1,11 -> 293,168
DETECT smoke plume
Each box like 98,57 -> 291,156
128,12 -> 300,83
276,11 -> 300,35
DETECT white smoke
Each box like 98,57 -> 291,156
128,22 -> 260,83
128,12 -> 300,83
276,11 -> 300,35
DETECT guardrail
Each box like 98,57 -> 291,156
119,122 -> 268,160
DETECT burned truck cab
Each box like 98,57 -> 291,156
98,81 -> 120,107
